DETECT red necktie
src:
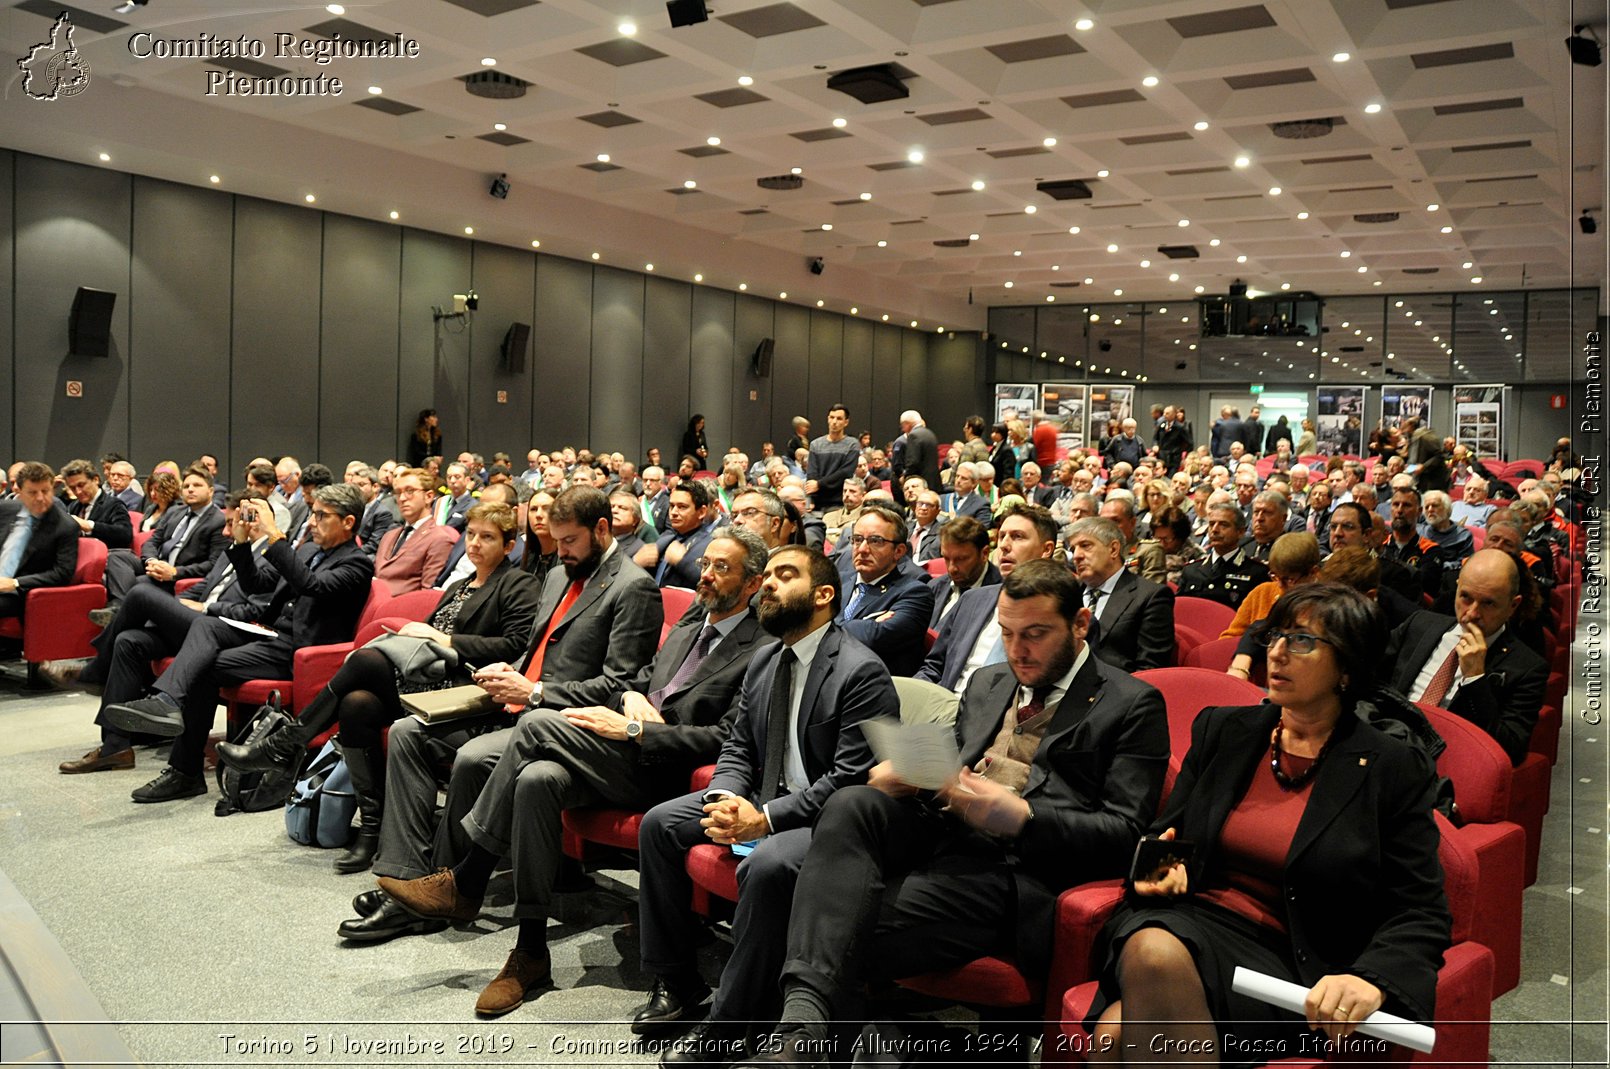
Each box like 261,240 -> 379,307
508,579 -> 582,711
1420,645 -> 1460,708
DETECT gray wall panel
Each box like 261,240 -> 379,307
689,286 -> 736,466
0,152 -> 13,460
643,276 -> 693,466
807,311 -> 844,426
732,295 -> 776,455
891,325 -> 922,442
533,256 -> 593,448
15,155 -> 131,463
398,229 -> 470,463
773,304 -> 811,438
320,215 -> 401,469
230,197 -> 322,464
844,319 -> 877,443
590,266 -> 646,462
468,242 -> 536,457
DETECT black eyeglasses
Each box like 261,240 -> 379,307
1258,629 -> 1335,655
848,534 -> 895,548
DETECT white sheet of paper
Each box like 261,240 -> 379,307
221,618 -> 277,638
860,719 -> 960,791
1230,967 -> 1436,1054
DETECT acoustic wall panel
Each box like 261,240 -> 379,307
927,332 -> 981,447
842,318 -> 875,440
772,304 -> 811,444
689,286 -> 736,469
590,266 -> 647,463
398,228 -> 470,463
0,152 -> 15,460
467,242 -> 536,455
807,311 -> 844,427
532,255 -> 593,447
14,154 -> 132,462
643,275 -> 693,467
320,215 -> 402,469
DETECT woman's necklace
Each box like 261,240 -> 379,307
1269,719 -> 1333,791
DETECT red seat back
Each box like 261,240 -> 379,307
73,538 -> 108,584
1434,811 -> 1480,943
922,558 -> 947,578
662,585 -> 696,625
1182,635 -> 1239,672
1134,667 -> 1265,769
1419,703 -> 1512,823
353,579 -> 393,633
386,588 -> 444,624
1174,596 -> 1236,638
1467,526 -> 1484,551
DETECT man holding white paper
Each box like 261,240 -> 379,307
744,560 -> 1168,1067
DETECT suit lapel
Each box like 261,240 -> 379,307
1286,717 -> 1375,865
1101,571 -> 1138,629
550,550 -> 622,636
687,612 -> 759,689
797,626 -> 839,746
1024,654 -> 1105,795
648,614 -> 702,692
958,667 -> 1020,763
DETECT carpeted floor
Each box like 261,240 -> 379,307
0,653 -> 1602,1068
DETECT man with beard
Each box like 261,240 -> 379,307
743,560 -> 1168,1067
631,545 -> 893,1067
344,487 -> 661,940
368,528 -> 771,1015
1381,487 -> 1445,601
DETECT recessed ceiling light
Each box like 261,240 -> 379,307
1234,155 -> 1250,168
1462,261 -> 1473,269
1024,205 -> 1036,214
911,320 -> 919,327
693,273 -> 703,282
881,314 -> 889,321
1051,264 -> 1059,270
618,21 -> 637,35
1268,186 -> 1282,196
1068,226 -> 1081,235
821,223 -> 832,231
1236,254 -> 1247,263
1140,259 -> 1151,268
1281,282 -> 1291,290
592,252 -> 601,260
971,179 -> 986,191
1194,120 -> 1209,131
481,57 -> 497,66
1440,225 -> 1453,234
877,240 -> 887,247
817,299 -> 825,307
1047,295 -> 1056,302
1169,273 -> 1179,282
1004,281 -> 1014,288
209,174 -> 221,184
1096,169 -> 1109,178
1106,243 -> 1118,253
791,166 -> 803,175
368,85 -> 384,95
780,292 -> 788,299
1332,51 -> 1351,62
464,227 -> 474,235
907,149 -> 925,163
1194,285 -> 1205,293
1297,211 -> 1309,220
596,153 -> 611,163
305,193 -> 316,202
856,192 -> 871,202
1373,279 -> 1382,285
1075,17 -> 1094,30
737,75 -> 753,86
832,117 -> 847,128
389,210 -> 400,220
1142,75 -> 1159,87
98,152 -> 111,162
1013,250 -> 1022,257
492,122 -> 507,131
684,180 -> 697,189
1426,203 -> 1439,212
1083,277 -> 1093,284
531,239 -> 540,247
969,233 -> 980,240
1357,265 -> 1368,273
850,307 -> 858,314
1209,238 -> 1221,246
707,136 -> 721,146
1364,103 -> 1382,114
1112,289 -> 1122,296
1340,250 -> 1351,258
326,3 -> 344,13
1177,219 -> 1190,227
1043,136 -> 1057,147
645,263 -> 655,271
1470,276 -> 1483,283
739,283 -> 747,290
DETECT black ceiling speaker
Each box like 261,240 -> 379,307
1157,244 -> 1200,259
757,174 -> 804,191
827,64 -> 908,104
1581,212 -> 1598,234
1568,26 -> 1602,66
808,257 -> 824,275
666,0 -> 708,27
1228,279 -> 1248,297
1034,178 -> 1093,201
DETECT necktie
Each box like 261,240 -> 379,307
0,512 -> 37,579
165,512 -> 195,563
843,581 -> 871,618
648,622 -> 719,709
203,561 -> 236,607
307,549 -> 326,571
1420,644 -> 1461,708
510,579 -> 584,711
756,648 -> 797,805
388,523 -> 412,561
1087,586 -> 1106,616
1019,685 -> 1048,722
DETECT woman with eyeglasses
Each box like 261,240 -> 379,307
1087,583 -> 1449,1065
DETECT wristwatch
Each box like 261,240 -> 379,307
625,719 -> 643,741
527,681 -> 544,708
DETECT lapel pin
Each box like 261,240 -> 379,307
1358,757 -> 1367,766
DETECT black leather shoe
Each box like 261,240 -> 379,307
352,889 -> 385,918
632,975 -> 712,1036
104,696 -> 185,738
337,896 -> 448,944
131,767 -> 206,803
733,1029 -> 825,1068
661,1019 -> 748,1068
216,728 -> 304,773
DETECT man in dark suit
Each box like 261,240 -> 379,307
645,481 -> 716,589
0,462 -> 80,622
349,486 -> 664,941
1385,549 -> 1547,765
352,465 -> 400,556
274,456 -> 310,536
916,503 -> 1058,693
1156,405 -> 1193,474
1102,419 -> 1146,470
642,466 -> 672,535
1067,516 -> 1175,671
1242,404 -> 1266,456
370,527 -> 772,1014
434,462 -> 478,532
1019,462 -> 1057,509
104,483 -> 375,802
906,488 -> 946,563
751,560 -> 1169,1065
1176,503 -> 1269,610
373,466 -> 457,595
940,463 -> 992,526
98,465 -> 227,613
58,493 -> 275,775
105,460 -> 145,513
631,545 -> 893,1064
837,506 -> 934,677
926,515 -> 998,629
897,410 -> 942,499
61,458 -> 133,550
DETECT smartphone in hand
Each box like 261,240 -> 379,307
1129,834 -> 1195,885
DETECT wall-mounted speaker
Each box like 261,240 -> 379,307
751,337 -> 775,378
69,287 -> 117,358
501,321 -> 531,373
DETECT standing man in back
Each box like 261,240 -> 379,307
804,404 -> 860,515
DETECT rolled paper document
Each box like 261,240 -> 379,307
1230,966 -> 1436,1054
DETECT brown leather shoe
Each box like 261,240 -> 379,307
59,747 -> 134,774
375,868 -> 483,922
474,948 -> 551,1017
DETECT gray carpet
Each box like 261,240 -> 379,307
0,649 -> 1602,1067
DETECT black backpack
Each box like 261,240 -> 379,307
214,691 -> 306,816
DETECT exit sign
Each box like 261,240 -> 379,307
1249,383 -> 1264,395
1550,394 -> 1566,409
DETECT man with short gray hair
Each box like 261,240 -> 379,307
897,409 -> 943,499
1175,502 -> 1269,610
941,462 -> 992,525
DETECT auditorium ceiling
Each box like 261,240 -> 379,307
2,0 -> 1605,337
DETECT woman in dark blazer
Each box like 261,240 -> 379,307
406,408 -> 443,469
1089,584 -> 1449,1065
219,502 -> 540,873
679,413 -> 710,470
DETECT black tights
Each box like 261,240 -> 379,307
1090,927 -> 1218,1065
322,648 -> 406,749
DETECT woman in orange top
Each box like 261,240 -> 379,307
1221,533 -> 1321,639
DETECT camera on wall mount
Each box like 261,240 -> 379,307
433,289 -> 478,326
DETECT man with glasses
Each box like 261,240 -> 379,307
367,528 -> 770,1014
61,458 -> 133,550
642,465 -> 671,534
730,488 -> 789,550
105,460 -> 144,512
104,483 -> 374,803
907,488 -> 946,564
836,506 -> 933,677
374,467 -> 457,595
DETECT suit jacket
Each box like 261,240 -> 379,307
910,519 -> 946,563
357,495 -> 401,555
653,522 -> 714,589
1176,545 -> 1270,610
1241,419 -> 1266,454
927,562 -> 1002,629
0,500 -> 79,593
521,545 -> 663,709
435,491 -> 475,532
230,536 -> 374,648
941,491 -> 992,526
1103,435 -> 1146,470
115,486 -> 145,512
710,622 -> 892,833
619,607 -> 770,795
433,559 -> 542,669
282,493 -> 310,541
957,655 -> 1168,969
1386,610 -> 1547,765
915,584 -> 1001,692
373,516 -> 458,595
1088,568 -> 1175,672
839,566 -> 935,677
183,537 -> 278,621
140,504 -> 227,581
902,424 -> 943,495
1154,704 -> 1449,1023
72,489 -> 133,550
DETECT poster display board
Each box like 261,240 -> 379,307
1087,384 -> 1135,449
1381,385 -> 1433,430
1315,385 -> 1367,456
1038,383 -> 1088,457
1452,384 -> 1507,459
993,383 -> 1039,426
